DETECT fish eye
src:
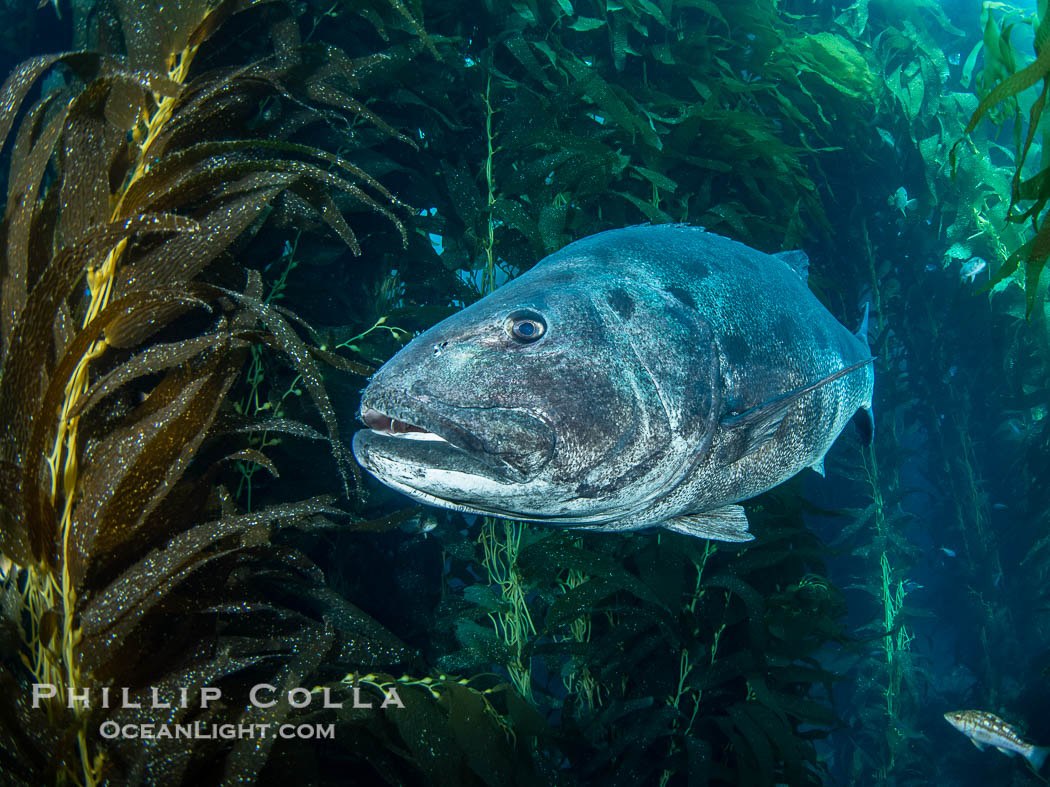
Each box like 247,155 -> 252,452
505,309 -> 546,343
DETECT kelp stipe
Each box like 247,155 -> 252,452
0,1 -> 421,783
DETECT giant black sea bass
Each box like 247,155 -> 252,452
352,225 -> 874,542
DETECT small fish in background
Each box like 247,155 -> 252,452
960,256 -> 987,283
888,186 -> 917,216
876,126 -> 897,150
399,511 -> 439,536
944,710 -> 1050,771
995,415 -> 1030,442
939,546 -> 957,558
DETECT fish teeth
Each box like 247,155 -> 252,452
360,403 -> 445,440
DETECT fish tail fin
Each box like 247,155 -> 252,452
1027,745 -> 1050,772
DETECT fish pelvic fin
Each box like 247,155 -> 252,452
661,505 -> 754,542
971,739 -> 986,751
1028,745 -> 1050,772
809,456 -> 825,477
721,357 -> 875,462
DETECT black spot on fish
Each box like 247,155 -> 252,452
719,331 -> 750,362
666,285 -> 697,311
574,482 -> 601,499
607,287 -> 634,320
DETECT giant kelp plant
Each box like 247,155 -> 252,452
0,1 -> 545,785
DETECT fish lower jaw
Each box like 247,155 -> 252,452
372,429 -> 448,442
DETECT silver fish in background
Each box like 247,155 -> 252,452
944,709 -> 1050,771
959,256 -> 987,283
352,225 -> 874,541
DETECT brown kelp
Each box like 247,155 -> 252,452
0,1 -> 543,785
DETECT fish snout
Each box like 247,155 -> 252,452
358,382 -> 556,483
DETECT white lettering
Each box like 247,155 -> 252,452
320,687 -> 342,709
67,687 -> 89,710
199,687 -> 221,709
352,687 -> 373,709
250,684 -> 277,708
380,687 -> 404,709
32,684 -> 56,708
151,687 -> 170,709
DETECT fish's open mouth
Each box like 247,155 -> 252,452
353,396 -> 524,491
352,391 -> 556,490
360,407 -> 448,442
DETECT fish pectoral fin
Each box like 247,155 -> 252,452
853,406 -> 874,445
971,740 -> 986,751
720,357 -> 875,462
661,506 -> 754,542
996,747 -> 1017,757
809,456 -> 825,477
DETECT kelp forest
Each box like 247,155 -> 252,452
0,0 -> 1048,785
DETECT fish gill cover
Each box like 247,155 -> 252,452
0,0 -> 1048,786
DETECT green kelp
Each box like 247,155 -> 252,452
953,0 -> 1050,316
430,506 -> 843,786
381,0 -> 886,290
0,2 -> 542,785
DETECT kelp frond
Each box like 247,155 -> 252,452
0,1 -> 409,783
952,3 -> 1050,316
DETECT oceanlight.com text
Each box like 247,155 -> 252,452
99,721 -> 336,740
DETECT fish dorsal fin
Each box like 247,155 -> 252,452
661,505 -> 754,542
720,357 -> 875,462
856,302 -> 871,345
773,249 -> 809,280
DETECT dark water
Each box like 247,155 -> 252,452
1,0 -> 1049,785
